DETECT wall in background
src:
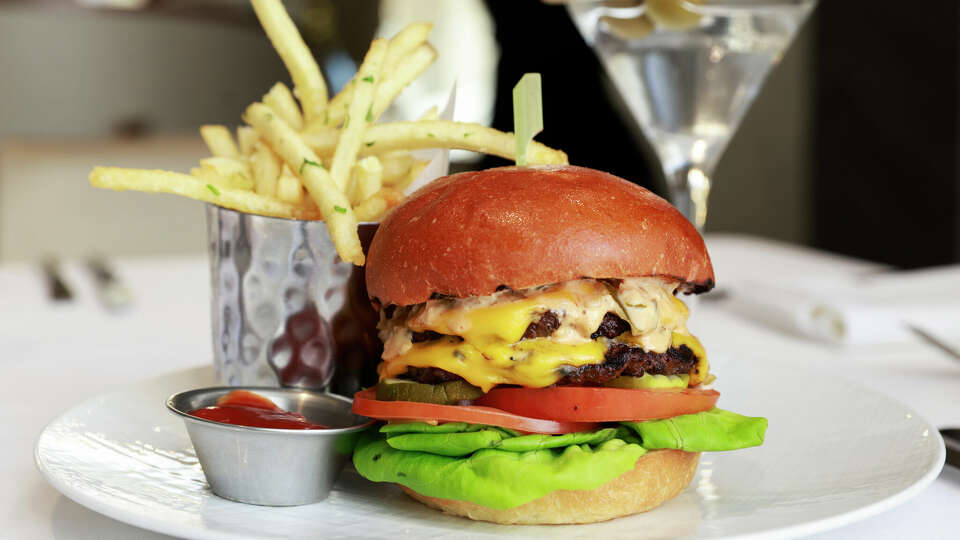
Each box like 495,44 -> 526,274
0,6 -> 290,261
0,6 -> 286,138
0,138 -> 209,261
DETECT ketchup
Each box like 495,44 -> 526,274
189,390 -> 328,430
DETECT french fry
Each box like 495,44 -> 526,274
379,151 -> 414,185
244,102 -> 364,265
192,158 -> 255,191
302,121 -> 569,165
379,186 -> 405,207
263,82 -> 303,130
382,22 -> 433,75
251,0 -> 328,122
393,159 -> 428,193
353,195 -> 387,222
191,169 -> 251,192
200,125 -> 239,158
354,186 -> 405,221
276,166 -> 304,204
300,124 -> 339,147
200,157 -> 252,177
369,44 -> 436,123
320,22 -> 432,129
351,156 -> 383,205
90,167 -> 299,218
237,126 -> 259,155
324,44 -> 436,129
329,38 -> 387,192
189,167 -> 220,186
250,142 -> 281,197
198,157 -> 254,190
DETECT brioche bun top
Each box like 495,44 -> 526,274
366,166 -> 714,307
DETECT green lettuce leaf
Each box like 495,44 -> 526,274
353,430 -> 646,509
622,408 -> 767,452
381,422 -> 484,434
380,422 -> 521,437
353,408 -> 766,509
384,425 -> 621,456
387,429 -> 506,457
493,427 -> 619,452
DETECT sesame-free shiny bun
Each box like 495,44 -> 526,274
366,166 -> 714,307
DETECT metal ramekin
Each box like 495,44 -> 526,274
167,386 -> 373,506
206,205 -> 381,396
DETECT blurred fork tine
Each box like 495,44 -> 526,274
907,324 -> 960,363
41,258 -> 72,302
86,255 -> 134,313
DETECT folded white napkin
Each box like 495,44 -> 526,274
722,265 -> 960,346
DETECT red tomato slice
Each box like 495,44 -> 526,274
474,387 -> 720,423
352,389 -> 600,434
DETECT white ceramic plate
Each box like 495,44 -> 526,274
36,359 -> 944,540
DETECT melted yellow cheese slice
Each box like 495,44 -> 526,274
459,293 -> 571,345
671,332 -> 709,386
407,286 -> 587,345
378,338 -> 606,392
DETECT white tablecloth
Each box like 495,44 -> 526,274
2,234 -> 957,539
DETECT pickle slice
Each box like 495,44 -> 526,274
376,378 -> 484,404
604,373 -> 689,389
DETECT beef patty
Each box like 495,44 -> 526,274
398,312 -> 698,386
556,343 -> 697,386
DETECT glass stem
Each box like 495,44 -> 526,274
666,163 -> 712,230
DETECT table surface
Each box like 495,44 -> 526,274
3,234 -> 958,539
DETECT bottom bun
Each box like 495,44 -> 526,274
401,449 -> 700,525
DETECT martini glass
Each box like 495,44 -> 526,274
568,0 -> 816,228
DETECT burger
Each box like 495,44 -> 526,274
351,165 -> 766,524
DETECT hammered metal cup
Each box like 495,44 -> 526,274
206,205 -> 381,396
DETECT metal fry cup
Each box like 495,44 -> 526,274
206,205 -> 381,396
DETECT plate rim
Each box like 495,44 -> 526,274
34,367 -> 249,540
35,365 -> 946,540
727,430 -> 944,540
